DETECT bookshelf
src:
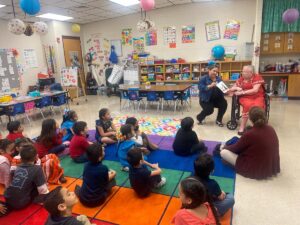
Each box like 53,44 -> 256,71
139,60 -> 252,84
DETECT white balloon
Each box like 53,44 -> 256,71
137,20 -> 148,32
33,21 -> 48,35
148,20 -> 155,30
8,19 -> 26,35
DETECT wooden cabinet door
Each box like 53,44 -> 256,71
261,33 -> 271,54
269,33 -> 285,54
288,75 -> 300,97
284,33 -> 300,53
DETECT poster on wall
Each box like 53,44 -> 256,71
122,28 -> 132,46
182,25 -> 195,43
111,39 -> 122,57
23,49 -> 38,68
163,26 -> 176,46
133,37 -> 145,54
61,67 -> 78,86
43,45 -> 58,75
224,20 -> 240,40
205,21 -> 220,41
145,30 -> 157,46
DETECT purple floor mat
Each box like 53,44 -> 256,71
88,130 -> 96,142
147,135 -> 164,145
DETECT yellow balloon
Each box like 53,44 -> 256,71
71,24 -> 80,33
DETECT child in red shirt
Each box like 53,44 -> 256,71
6,121 -> 25,142
172,177 -> 220,225
70,121 -> 91,163
35,119 -> 67,158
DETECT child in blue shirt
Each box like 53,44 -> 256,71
118,124 -> 150,172
61,110 -> 78,142
75,143 -> 116,207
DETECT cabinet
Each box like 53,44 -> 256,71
261,32 -> 300,55
288,75 -> 300,97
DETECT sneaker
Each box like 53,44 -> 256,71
121,166 -> 129,172
155,177 -> 166,188
59,175 -> 67,184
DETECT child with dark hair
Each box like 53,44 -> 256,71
70,121 -> 92,163
61,110 -> 78,142
4,145 -> 49,212
194,154 -> 234,217
6,121 -> 25,142
11,138 -> 66,184
172,177 -> 220,225
44,186 -> 94,225
95,108 -> 117,144
0,139 -> 14,188
118,124 -> 149,172
35,119 -> 67,158
127,148 -> 166,197
125,117 -> 158,151
173,117 -> 207,156
75,143 -> 116,207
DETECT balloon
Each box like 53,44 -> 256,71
282,8 -> 299,24
20,0 -> 41,15
33,21 -> 48,35
24,24 -> 34,36
8,19 -> 26,35
71,24 -> 81,33
212,45 -> 225,60
140,0 -> 155,11
137,20 -> 148,32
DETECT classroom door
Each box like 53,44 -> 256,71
62,36 -> 85,89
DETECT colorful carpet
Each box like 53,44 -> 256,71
0,135 -> 235,225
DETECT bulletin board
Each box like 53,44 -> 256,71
61,67 -> 78,87
0,49 -> 20,91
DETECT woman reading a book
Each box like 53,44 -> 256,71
197,61 -> 228,127
230,65 -> 265,135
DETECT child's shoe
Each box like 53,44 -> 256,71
121,166 -> 129,172
155,177 -> 166,188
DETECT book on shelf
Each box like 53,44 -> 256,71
220,72 -> 230,81
156,74 -> 164,81
193,65 -> 200,72
148,73 -> 155,81
231,73 -> 240,81
182,66 -> 190,73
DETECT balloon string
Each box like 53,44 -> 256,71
11,0 -> 16,18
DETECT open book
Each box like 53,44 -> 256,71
216,81 -> 229,93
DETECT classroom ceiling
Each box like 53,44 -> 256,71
0,0 -> 242,24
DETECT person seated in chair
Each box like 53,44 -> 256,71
230,65 -> 265,135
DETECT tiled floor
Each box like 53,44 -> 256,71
0,95 -> 299,225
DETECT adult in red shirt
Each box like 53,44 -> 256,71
230,65 -> 265,135
35,119 -> 66,158
70,121 -> 91,163
6,121 -> 25,142
220,107 -> 280,180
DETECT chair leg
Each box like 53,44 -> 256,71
39,108 -> 45,119
25,113 -> 31,125
145,101 -> 148,112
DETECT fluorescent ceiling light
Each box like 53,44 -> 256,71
109,0 -> 140,6
0,4 -> 6,8
37,13 -> 73,21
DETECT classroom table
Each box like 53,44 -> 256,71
118,84 -> 192,110
0,91 -> 69,122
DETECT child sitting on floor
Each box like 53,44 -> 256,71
95,108 -> 117,144
0,139 -> 14,188
125,117 -> 158,151
4,144 -> 49,213
118,124 -> 150,172
44,186 -> 96,225
127,148 -> 166,197
70,121 -> 92,163
6,121 -> 25,142
61,110 -> 78,142
11,138 -> 66,184
173,117 -> 207,156
75,143 -> 116,207
172,177 -> 220,225
194,154 -> 235,217
35,119 -> 68,158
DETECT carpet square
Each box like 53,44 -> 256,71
60,156 -> 84,178
102,160 -> 129,186
0,184 -> 4,195
95,187 -> 170,225
48,176 -> 77,191
211,176 -> 235,194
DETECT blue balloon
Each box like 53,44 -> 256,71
212,45 -> 225,60
20,0 -> 41,15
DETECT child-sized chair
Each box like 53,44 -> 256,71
8,103 -> 31,124
35,96 -> 53,118
162,91 -> 178,112
128,88 -> 144,111
120,90 -> 129,111
52,94 -> 68,114
145,91 -> 160,112
176,88 -> 192,111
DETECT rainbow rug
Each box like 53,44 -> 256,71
0,135 -> 235,225
113,116 -> 181,136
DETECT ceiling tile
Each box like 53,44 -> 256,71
170,0 -> 192,4
87,0 -> 112,8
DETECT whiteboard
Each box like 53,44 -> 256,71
110,39 -> 122,57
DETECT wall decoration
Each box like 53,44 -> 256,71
8,19 -> 26,35
205,21 -> 220,41
140,0 -> 155,12
111,39 -> 122,57
61,67 -> 78,86
133,37 -> 145,53
121,28 -> 132,46
182,25 -> 195,43
23,49 -> 38,68
71,24 -> 81,33
43,45 -> 57,75
20,0 -> 40,15
163,26 -> 176,46
224,20 -> 240,40
33,21 -> 48,35
145,30 -> 157,46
